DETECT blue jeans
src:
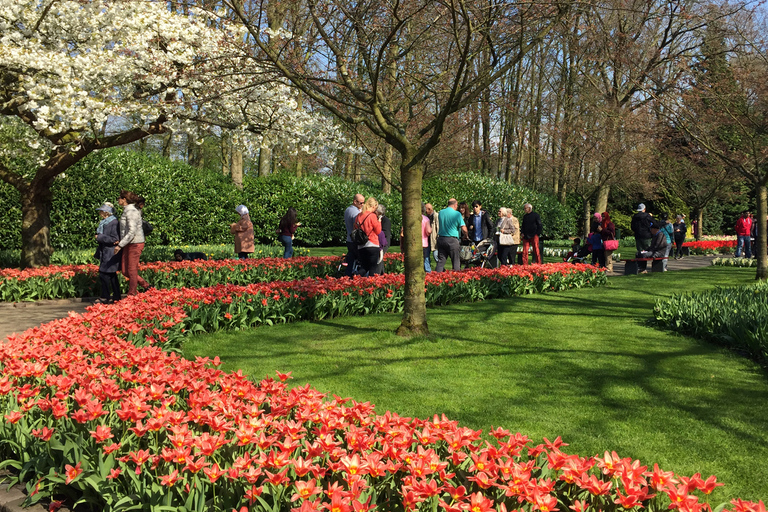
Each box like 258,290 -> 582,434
423,246 -> 431,272
736,235 -> 752,258
280,235 -> 293,258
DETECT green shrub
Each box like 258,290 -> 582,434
711,257 -> 757,267
654,282 -> 768,364
0,149 -> 575,253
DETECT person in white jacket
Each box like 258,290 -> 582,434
114,190 -> 149,295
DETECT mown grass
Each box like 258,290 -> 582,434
183,266 -> 768,501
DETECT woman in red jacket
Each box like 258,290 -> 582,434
355,197 -> 382,277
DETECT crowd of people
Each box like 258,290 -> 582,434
340,195 -> 544,275
95,192 -> 766,302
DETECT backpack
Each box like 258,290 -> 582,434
351,214 -> 371,245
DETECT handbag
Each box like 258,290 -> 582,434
499,233 -> 515,246
604,239 -> 619,251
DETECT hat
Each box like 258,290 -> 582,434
96,202 -> 114,214
637,203 -> 646,211
235,205 -> 249,216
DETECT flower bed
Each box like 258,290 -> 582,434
0,255 -> 404,302
0,264 -> 760,511
711,258 -> 757,268
653,281 -> 768,364
682,240 -> 737,255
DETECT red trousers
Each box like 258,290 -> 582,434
522,235 -> 541,265
121,243 -> 148,295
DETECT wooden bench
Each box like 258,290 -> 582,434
621,257 -> 668,275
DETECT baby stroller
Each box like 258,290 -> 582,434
462,239 -> 497,268
564,244 -> 590,264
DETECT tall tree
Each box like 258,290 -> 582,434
224,0 -> 567,335
673,13 -> 768,279
0,0 -> 338,267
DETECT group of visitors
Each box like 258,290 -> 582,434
93,190 -> 151,303
582,211 -> 617,271
630,203 -> 689,272
343,194 -> 392,277
340,195 -> 543,275
229,205 -> 302,260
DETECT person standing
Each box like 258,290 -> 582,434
435,198 -> 468,271
659,215 -> 674,270
344,194 -> 365,276
114,190 -> 149,296
421,203 -> 433,272
496,207 -> 518,266
588,225 -> 605,267
631,203 -> 653,254
373,204 -> 391,275
600,211 -> 616,271
94,203 -> 121,303
425,203 -> 439,264
521,203 -> 542,265
355,197 -> 382,277
735,210 -> 753,258
230,205 -> 254,260
458,202 -> 471,241
278,207 -> 301,259
467,201 -> 494,245
673,215 -> 686,259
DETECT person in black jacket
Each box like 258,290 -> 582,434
631,203 -> 653,254
467,201 -> 494,245
521,203 -> 543,265
94,203 -> 122,303
638,224 -> 668,272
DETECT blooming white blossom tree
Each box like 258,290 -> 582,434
0,0 -> 344,267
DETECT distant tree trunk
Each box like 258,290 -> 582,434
344,151 -> 354,180
295,154 -> 304,177
582,198 -> 591,239
755,184 -> 767,280
258,142 -> 271,177
231,148 -> 243,189
221,135 -> 231,176
481,90 -> 491,172
696,209 -> 704,240
382,145 -> 393,194
595,184 -> 610,214
162,130 -> 173,159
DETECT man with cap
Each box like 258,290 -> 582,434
631,203 -> 653,255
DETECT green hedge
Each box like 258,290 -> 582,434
0,149 -> 575,252
653,282 -> 768,364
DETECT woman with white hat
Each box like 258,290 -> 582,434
94,202 -> 121,303
230,205 -> 254,259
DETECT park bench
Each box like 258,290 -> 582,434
622,257 -> 667,275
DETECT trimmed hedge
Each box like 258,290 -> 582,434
0,149 -> 575,251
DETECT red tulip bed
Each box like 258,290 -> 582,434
0,255 -> 405,302
0,261 -> 763,512
682,240 -> 737,255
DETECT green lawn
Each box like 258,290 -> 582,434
182,267 -> 768,501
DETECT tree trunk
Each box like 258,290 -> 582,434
595,184 -> 610,214
396,162 -> 428,337
696,209 -> 704,240
295,153 -> 304,178
20,183 -> 54,268
582,198 -> 591,240
258,143 -> 272,177
162,130 -> 173,159
755,184 -> 767,280
381,145 -> 393,194
231,148 -> 244,190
